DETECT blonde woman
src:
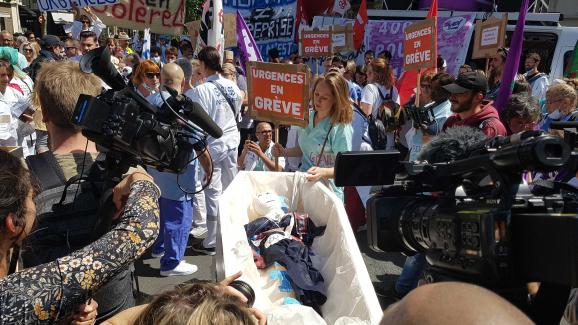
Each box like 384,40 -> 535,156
273,72 -> 353,200
19,41 -> 37,64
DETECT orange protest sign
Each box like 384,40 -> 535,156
247,62 -> 310,128
403,18 -> 437,71
301,29 -> 332,58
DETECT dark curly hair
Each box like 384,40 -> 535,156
0,149 -> 39,233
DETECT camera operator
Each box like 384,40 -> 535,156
405,72 -> 455,161
442,71 -> 507,137
23,61 -> 137,321
186,46 -> 243,256
0,149 -> 160,324
100,272 -> 266,325
145,63 -> 211,276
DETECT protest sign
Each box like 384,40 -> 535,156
403,18 -> 436,71
247,62 -> 310,127
300,28 -> 332,58
472,15 -> 507,59
91,0 -> 185,35
361,14 -> 475,77
38,0 -> 119,11
224,0 -> 297,61
188,13 -> 236,49
332,23 -> 354,53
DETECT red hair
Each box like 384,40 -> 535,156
132,60 -> 160,86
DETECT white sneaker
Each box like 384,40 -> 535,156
150,251 -> 164,258
190,227 -> 208,238
160,261 -> 199,277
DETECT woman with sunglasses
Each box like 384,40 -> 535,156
71,6 -> 105,41
132,60 -> 160,98
19,41 -> 37,64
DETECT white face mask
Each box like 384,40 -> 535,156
143,82 -> 159,94
152,56 -> 161,63
548,110 -> 562,120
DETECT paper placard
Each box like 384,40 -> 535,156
472,15 -> 507,59
247,62 -> 310,128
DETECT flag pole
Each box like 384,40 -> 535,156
414,68 -> 421,107
274,124 -> 280,171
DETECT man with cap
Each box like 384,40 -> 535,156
442,71 -> 507,137
116,32 -> 134,56
26,35 -> 64,82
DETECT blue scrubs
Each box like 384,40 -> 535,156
298,110 -> 353,201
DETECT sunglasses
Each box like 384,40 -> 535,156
65,47 -> 76,51
81,20 -> 91,24
145,72 -> 160,79
24,48 -> 33,52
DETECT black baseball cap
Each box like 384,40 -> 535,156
443,71 -> 488,95
40,35 -> 64,48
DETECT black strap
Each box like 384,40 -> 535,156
25,151 -> 67,190
209,80 -> 238,121
526,72 -> 546,84
315,119 -> 334,167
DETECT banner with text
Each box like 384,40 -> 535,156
365,14 -> 475,77
403,18 -> 436,71
247,62 -> 310,127
92,0 -> 185,35
38,0 -> 119,11
224,0 -> 297,62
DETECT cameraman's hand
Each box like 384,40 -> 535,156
271,143 -> 285,158
112,171 -> 154,218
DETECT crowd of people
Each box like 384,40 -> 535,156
0,7 -> 577,322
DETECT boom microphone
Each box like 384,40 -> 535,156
162,94 -> 223,139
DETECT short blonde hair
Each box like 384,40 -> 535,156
312,72 -> 353,125
547,83 -> 577,108
33,61 -> 101,131
134,282 -> 255,325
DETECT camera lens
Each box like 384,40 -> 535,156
229,280 -> 255,307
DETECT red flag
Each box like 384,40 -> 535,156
396,0 -> 438,106
353,0 -> 367,50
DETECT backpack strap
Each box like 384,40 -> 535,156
209,80 -> 238,121
25,151 -> 67,190
526,72 -> 546,85
352,102 -> 367,119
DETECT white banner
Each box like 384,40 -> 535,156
38,0 -> 120,12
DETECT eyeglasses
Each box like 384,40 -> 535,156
24,48 -> 33,53
547,98 -> 564,105
258,130 -> 272,135
145,72 -> 160,79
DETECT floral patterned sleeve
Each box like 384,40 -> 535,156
0,180 -> 160,324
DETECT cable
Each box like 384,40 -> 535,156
71,139 -> 90,209
176,144 -> 215,195
158,87 -> 206,136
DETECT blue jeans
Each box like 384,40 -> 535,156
395,253 -> 426,296
152,197 -> 193,271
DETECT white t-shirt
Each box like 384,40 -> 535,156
243,141 -> 285,171
71,17 -> 106,40
185,75 -> 242,160
528,74 -> 549,103
360,83 -> 401,151
0,100 -> 17,146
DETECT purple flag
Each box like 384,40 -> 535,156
493,0 -> 529,112
236,11 -> 262,74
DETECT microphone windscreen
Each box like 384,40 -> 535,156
418,126 -> 487,163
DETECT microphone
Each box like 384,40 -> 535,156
162,95 -> 223,139
417,126 -> 487,163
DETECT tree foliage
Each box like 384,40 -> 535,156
186,0 -> 204,22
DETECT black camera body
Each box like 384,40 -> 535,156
363,133 -> 578,288
73,88 -> 194,175
405,101 -> 438,128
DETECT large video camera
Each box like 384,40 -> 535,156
72,46 -> 222,178
335,127 -> 578,321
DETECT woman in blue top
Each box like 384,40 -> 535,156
272,72 -> 353,200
